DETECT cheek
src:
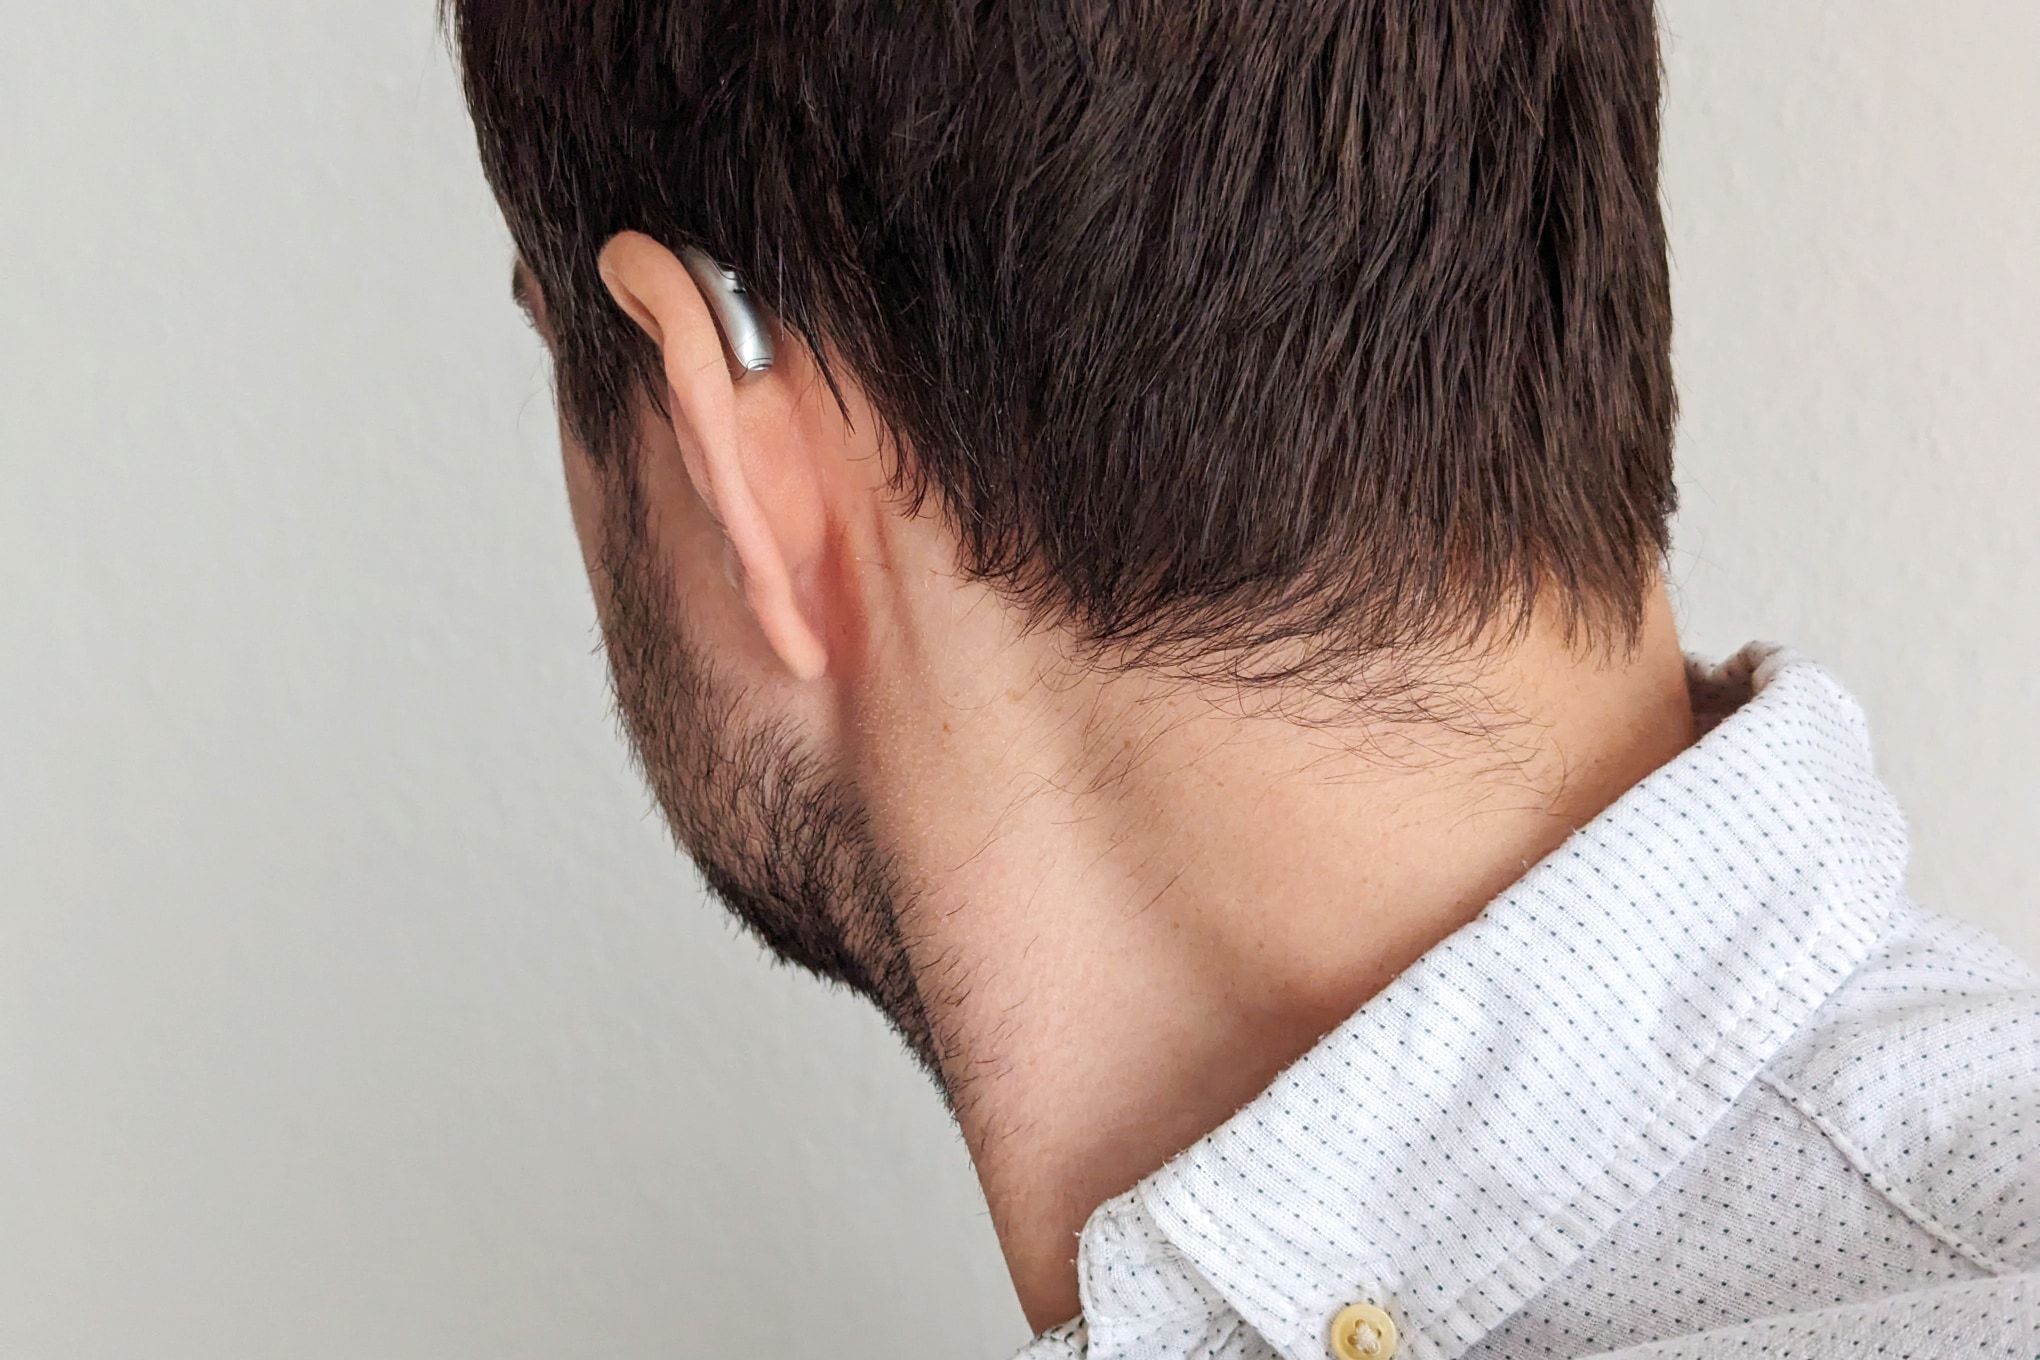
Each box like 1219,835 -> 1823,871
557,403 -> 784,684
557,423 -> 604,587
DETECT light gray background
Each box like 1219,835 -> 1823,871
2,4 -> 2034,1357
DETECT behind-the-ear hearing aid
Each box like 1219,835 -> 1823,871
679,246 -> 775,377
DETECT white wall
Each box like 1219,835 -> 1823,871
2,3 -> 2033,1357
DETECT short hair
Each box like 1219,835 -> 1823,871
451,1 -> 1677,685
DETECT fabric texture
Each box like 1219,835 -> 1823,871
1010,644 -> 2040,1360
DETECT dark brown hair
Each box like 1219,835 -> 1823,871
451,1 -> 1676,684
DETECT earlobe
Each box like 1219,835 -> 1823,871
595,231 -> 831,682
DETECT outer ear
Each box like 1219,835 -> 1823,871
595,231 -> 829,681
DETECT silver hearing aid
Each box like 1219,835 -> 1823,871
678,246 -> 775,377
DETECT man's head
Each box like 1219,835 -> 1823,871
451,1 -> 1676,1091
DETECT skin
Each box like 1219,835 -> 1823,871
514,233 -> 1699,1332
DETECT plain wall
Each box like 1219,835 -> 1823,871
2,3 -> 2033,1357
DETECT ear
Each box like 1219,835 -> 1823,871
596,231 -> 830,681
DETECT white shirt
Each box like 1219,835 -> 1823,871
1013,644 -> 2040,1360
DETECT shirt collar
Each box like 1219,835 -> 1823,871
1058,644 -> 1912,1360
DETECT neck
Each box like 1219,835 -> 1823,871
848,584 -> 1696,1332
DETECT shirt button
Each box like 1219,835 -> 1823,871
1328,1301 -> 1398,1360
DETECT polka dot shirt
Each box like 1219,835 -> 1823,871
1011,644 -> 2040,1360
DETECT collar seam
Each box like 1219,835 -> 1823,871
1384,892 -> 1902,1360
1136,881 -> 1900,1360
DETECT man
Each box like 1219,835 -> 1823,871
448,3 -> 2039,1355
